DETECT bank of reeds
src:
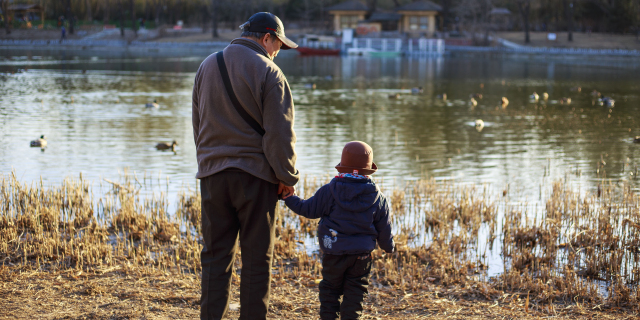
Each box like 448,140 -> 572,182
0,172 -> 638,318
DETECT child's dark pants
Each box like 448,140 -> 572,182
320,253 -> 372,320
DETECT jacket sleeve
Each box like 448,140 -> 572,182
262,79 -> 300,187
192,66 -> 201,145
283,185 -> 329,219
374,197 -> 395,253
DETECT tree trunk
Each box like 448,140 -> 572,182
1,0 -> 11,35
567,1 -> 574,41
86,0 -> 92,21
562,0 -> 573,41
202,4 -> 207,33
104,0 -> 110,23
175,0 -> 181,25
66,0 -> 75,34
145,0 -> 150,22
517,1 -> 530,44
368,0 -> 377,13
130,0 -> 137,36
154,0 -> 161,26
441,0 -> 451,31
211,0 -> 218,38
118,0 -> 124,37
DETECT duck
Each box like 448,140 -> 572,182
304,83 -> 316,90
542,92 -> 549,100
599,97 -> 615,108
529,92 -> 539,102
475,119 -> 484,132
471,93 -> 483,99
388,93 -> 400,100
560,97 -> 572,105
30,135 -> 47,148
411,87 -> 423,95
145,100 -> 159,108
591,90 -> 601,98
156,141 -> 178,151
469,97 -> 478,107
501,97 -> 509,109
437,93 -> 447,101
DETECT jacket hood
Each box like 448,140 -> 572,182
329,177 -> 380,212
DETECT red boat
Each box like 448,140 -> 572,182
296,47 -> 341,55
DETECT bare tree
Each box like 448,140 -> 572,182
516,0 -> 531,43
119,0 -> 125,37
155,0 -> 161,26
201,3 -> 208,33
130,0 -> 137,37
563,0 -> 574,41
66,0 -> 75,34
86,0 -> 92,21
145,0 -> 150,22
637,0 -> 640,40
0,0 -> 10,35
104,0 -> 110,23
211,0 -> 218,38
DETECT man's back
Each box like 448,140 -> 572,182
192,38 -> 299,186
195,13 -> 300,320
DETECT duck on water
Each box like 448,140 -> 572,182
156,141 -> 178,151
146,100 -> 159,108
30,135 -> 47,148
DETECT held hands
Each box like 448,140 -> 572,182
278,181 -> 295,199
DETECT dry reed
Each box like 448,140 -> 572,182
1,172 -> 638,318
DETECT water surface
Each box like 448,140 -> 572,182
2,49 -> 639,197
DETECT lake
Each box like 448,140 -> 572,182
2,49 -> 639,199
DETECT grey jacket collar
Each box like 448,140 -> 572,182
230,38 -> 269,59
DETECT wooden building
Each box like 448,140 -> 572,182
326,0 -> 368,33
327,0 -> 442,37
7,4 -> 44,23
396,1 -> 442,37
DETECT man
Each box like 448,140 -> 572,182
192,12 -> 299,320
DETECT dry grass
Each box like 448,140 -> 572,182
1,172 -> 638,319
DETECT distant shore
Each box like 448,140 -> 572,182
1,29 -> 640,60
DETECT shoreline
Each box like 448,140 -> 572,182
2,38 -> 640,59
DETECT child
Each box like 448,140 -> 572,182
284,141 -> 395,320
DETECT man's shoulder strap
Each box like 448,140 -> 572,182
216,51 -> 265,136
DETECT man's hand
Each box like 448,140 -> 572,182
278,182 -> 295,199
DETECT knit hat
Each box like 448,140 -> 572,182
335,141 -> 378,175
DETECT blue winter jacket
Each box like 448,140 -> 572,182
284,177 -> 395,255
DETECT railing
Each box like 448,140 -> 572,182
299,38 -> 337,49
406,39 -> 445,55
4,37 -> 637,57
349,38 -> 403,52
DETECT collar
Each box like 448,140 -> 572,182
230,38 -> 270,59
335,172 -> 370,180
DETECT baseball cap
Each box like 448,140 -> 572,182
239,12 -> 298,50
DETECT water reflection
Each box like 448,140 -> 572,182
1,50 -> 640,204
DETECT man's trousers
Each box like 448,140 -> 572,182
200,169 -> 278,320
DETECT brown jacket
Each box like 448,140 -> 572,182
192,38 -> 299,186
